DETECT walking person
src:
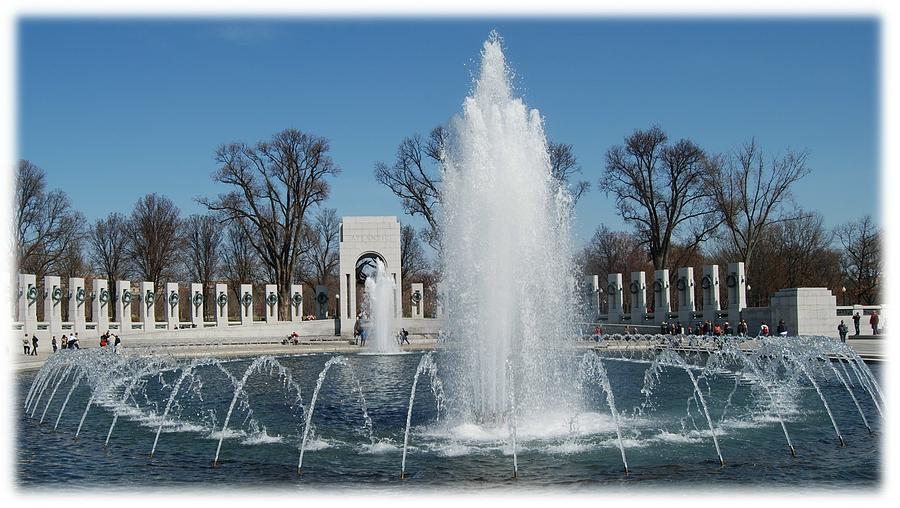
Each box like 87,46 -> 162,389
52,335 -> 58,353
23,334 -> 31,355
400,328 -> 411,345
870,311 -> 879,335
838,320 -> 849,343
31,334 -> 39,355
853,312 -> 861,336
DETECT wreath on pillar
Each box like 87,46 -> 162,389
653,280 -> 663,293
145,290 -> 155,306
26,285 -> 38,302
242,292 -> 253,307
701,275 -> 712,290
316,292 -> 328,305
606,283 -> 617,295
217,292 -> 228,307
411,290 -> 422,304
76,287 -> 86,303
676,277 -> 688,291
267,292 -> 278,306
169,291 -> 179,307
726,273 -> 738,288
122,290 -> 132,304
51,286 -> 62,302
630,280 -> 640,294
292,292 -> 302,306
193,291 -> 204,307
99,288 -> 110,304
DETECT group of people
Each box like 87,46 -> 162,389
593,318 -> 791,339
280,331 -> 301,345
99,331 -> 121,351
351,314 -> 411,347
838,310 -> 881,343
21,330 -> 124,356
22,331 -> 85,355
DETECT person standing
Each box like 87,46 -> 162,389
853,312 -> 861,336
51,336 -> 58,353
61,335 -> 68,350
31,334 -> 39,355
870,311 -> 879,335
113,334 -> 121,353
23,334 -> 31,355
838,320 -> 849,343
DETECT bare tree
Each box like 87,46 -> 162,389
200,128 -> 340,317
125,193 -> 183,288
87,212 -> 130,283
374,126 -> 447,250
14,160 -> 85,281
375,127 -> 590,250
221,222 -> 261,304
301,207 -> 341,292
600,126 -> 720,270
834,215 -> 881,304
580,225 -> 649,283
706,139 -> 811,271
400,224 -> 429,283
399,224 -> 430,317
548,141 -> 590,205
183,214 -> 223,292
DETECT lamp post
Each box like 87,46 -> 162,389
746,284 -> 752,307
841,286 -> 847,306
598,287 -> 605,315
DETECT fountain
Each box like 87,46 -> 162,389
15,33 -> 883,489
440,31 -> 581,426
362,259 -> 401,354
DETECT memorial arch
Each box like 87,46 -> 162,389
338,216 -> 402,332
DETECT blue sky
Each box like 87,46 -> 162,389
17,18 -> 879,249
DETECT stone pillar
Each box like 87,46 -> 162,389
676,267 -> 695,327
68,277 -> 87,335
290,284 -> 303,322
139,281 -> 156,333
606,273 -> 624,324
701,265 -> 721,323
770,288 -> 837,337
190,283 -> 204,328
726,262 -> 747,327
265,284 -> 278,323
18,274 -> 38,336
215,283 -> 229,327
115,280 -> 132,333
44,275 -> 63,337
411,282 -> 424,318
584,275 -> 600,320
629,272 -> 647,324
165,282 -> 180,330
652,269 -> 670,324
239,284 -> 253,325
315,285 -> 329,319
92,279 -> 110,334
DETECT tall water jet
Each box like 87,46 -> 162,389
363,259 -> 400,354
441,32 -> 580,425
